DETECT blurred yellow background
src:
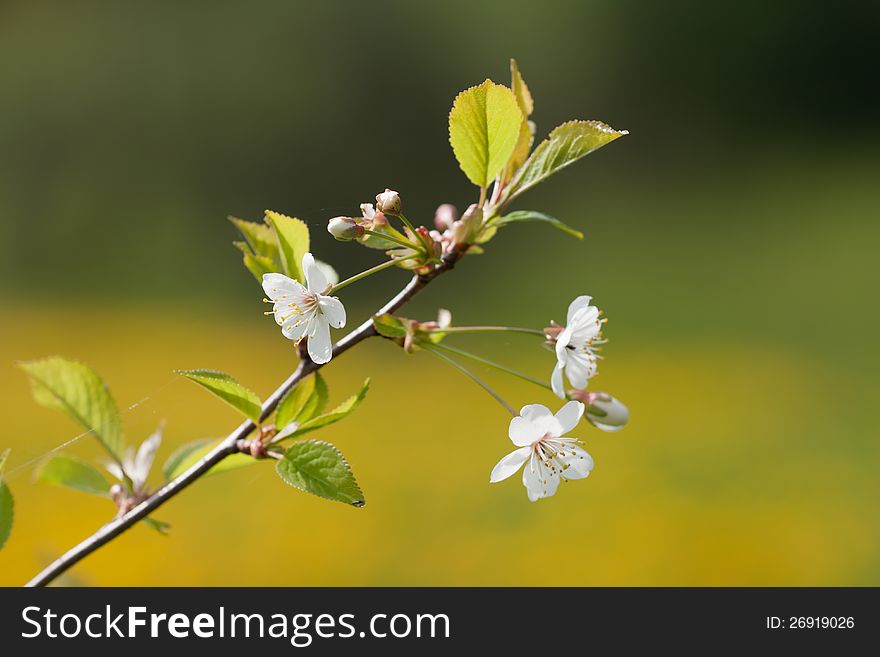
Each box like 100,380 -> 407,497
1,0 -> 878,585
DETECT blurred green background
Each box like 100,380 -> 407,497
1,0 -> 878,585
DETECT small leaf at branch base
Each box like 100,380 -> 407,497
494,211 -> 584,240
265,210 -> 309,283
18,357 -> 125,463
175,369 -> 262,423
163,438 -> 256,480
449,79 -> 523,188
372,314 -> 408,339
0,481 -> 12,551
285,379 -> 370,439
276,372 -> 328,430
504,120 -> 628,203
275,440 -> 365,507
35,455 -> 111,496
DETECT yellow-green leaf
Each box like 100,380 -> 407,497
176,369 -> 262,423
504,120 -> 628,203
291,379 -> 370,438
449,80 -> 523,188
275,372 -> 328,430
242,252 -> 277,282
229,216 -> 279,260
510,58 -> 534,117
18,357 -> 125,463
265,210 -> 309,283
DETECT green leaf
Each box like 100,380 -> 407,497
142,517 -> 171,535
449,80 -> 523,188
494,210 -> 584,240
275,372 -> 328,430
0,480 -> 12,551
275,440 -> 365,507
18,357 -> 125,463
34,455 -> 111,496
242,253 -> 277,282
291,379 -> 370,438
163,438 -> 256,480
502,60 -> 536,185
265,210 -> 309,283
510,58 -> 534,117
176,369 -> 262,423
229,216 -> 280,260
298,372 -> 328,424
372,313 -> 408,339
504,120 -> 628,202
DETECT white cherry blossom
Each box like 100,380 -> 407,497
490,401 -> 594,501
262,252 -> 346,364
550,295 -> 604,398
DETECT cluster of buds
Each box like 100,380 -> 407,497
429,202 -> 488,253
327,188 -> 442,274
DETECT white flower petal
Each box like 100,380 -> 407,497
302,252 -> 329,293
360,203 -> 376,219
555,325 -> 573,360
262,272 -> 303,300
566,295 -> 593,325
281,314 -> 311,341
565,352 -> 597,390
307,317 -> 333,364
104,461 -> 125,482
559,445 -> 594,480
551,361 -> 566,399
554,401 -> 585,434
319,296 -> 346,329
509,415 -> 543,447
489,446 -> 531,483
519,404 -> 553,422
522,454 -> 560,501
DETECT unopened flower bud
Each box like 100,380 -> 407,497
327,216 -> 364,241
375,188 -> 401,214
434,203 -> 458,231
451,203 -> 483,246
569,391 -> 629,431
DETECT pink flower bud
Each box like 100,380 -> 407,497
434,203 -> 458,231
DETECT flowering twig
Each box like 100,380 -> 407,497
24,252 -> 461,587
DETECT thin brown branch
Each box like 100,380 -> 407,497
24,251 -> 461,587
